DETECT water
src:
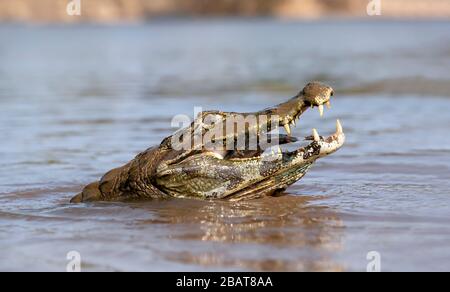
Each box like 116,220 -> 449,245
0,20 -> 450,272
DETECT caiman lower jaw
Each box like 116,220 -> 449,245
229,119 -> 346,163
294,119 -> 345,160
222,121 -> 345,201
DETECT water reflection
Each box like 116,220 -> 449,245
134,195 -> 344,271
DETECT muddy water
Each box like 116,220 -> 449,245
0,20 -> 450,271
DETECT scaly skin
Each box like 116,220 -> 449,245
71,82 -> 345,203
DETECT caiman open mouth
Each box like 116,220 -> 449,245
154,82 -> 345,201
204,84 -> 345,163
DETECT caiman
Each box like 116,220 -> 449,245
71,82 -> 345,203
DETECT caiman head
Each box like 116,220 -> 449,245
71,82 -> 345,203
153,82 -> 345,201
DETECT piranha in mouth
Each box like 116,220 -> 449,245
71,82 -> 345,203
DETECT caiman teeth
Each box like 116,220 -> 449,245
318,104 -> 324,117
284,124 -> 291,136
326,101 -> 331,109
270,146 -> 283,156
277,146 -> 282,154
336,119 -> 343,134
312,128 -> 320,142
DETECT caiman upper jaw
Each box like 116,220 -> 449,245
159,82 -> 335,154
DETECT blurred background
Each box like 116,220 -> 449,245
1,0 -> 450,22
0,0 -> 450,272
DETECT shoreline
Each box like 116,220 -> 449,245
1,16 -> 450,26
0,0 -> 449,24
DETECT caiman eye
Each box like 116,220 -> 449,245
330,91 -> 334,96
